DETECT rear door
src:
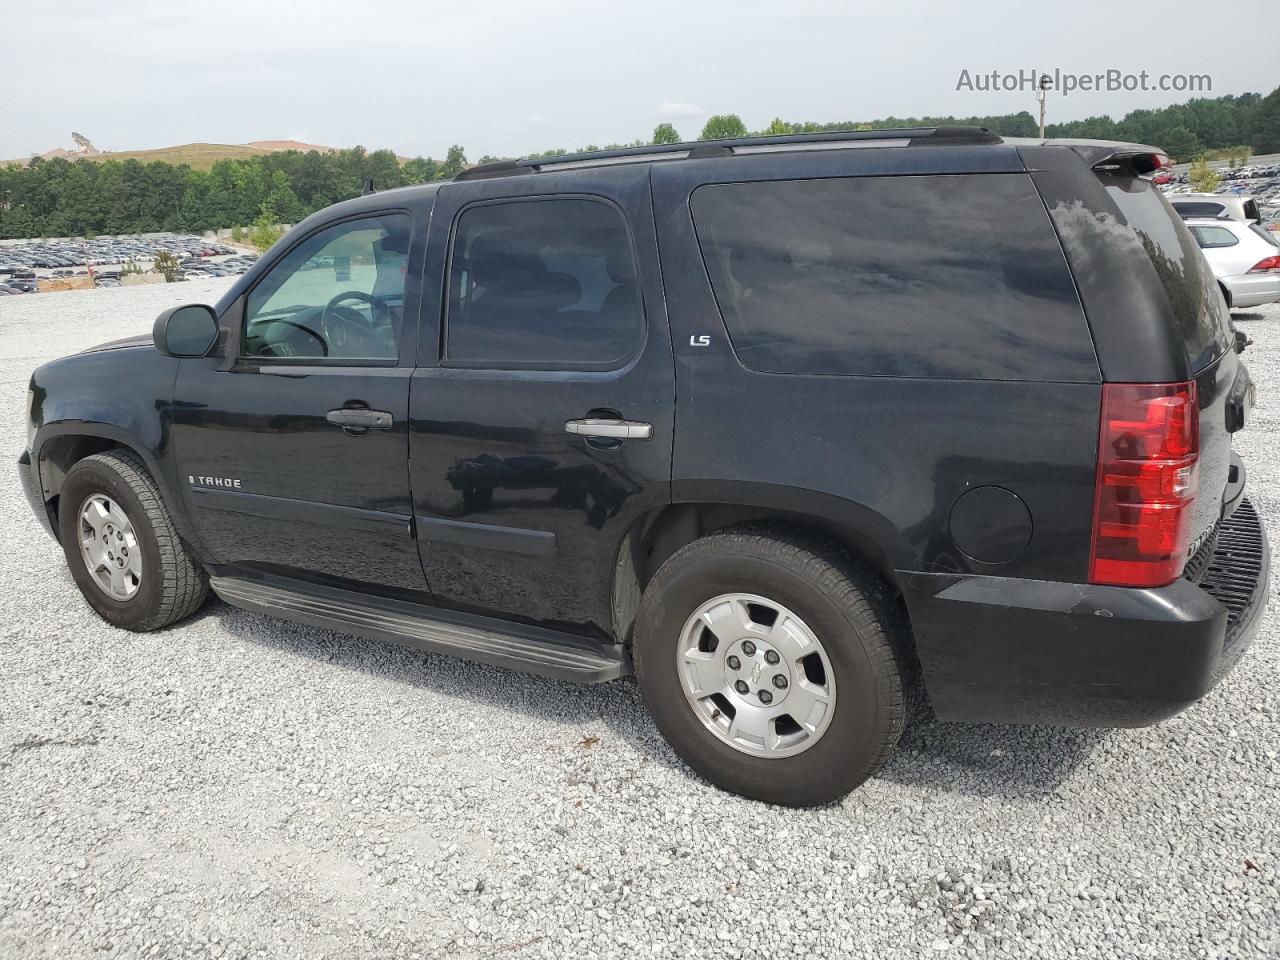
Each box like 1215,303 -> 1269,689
408,165 -> 674,638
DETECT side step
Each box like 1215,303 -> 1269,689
208,575 -> 629,683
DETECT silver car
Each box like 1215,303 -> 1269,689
1186,217 -> 1280,308
1172,193 -> 1264,225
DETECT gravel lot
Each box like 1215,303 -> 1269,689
0,282 -> 1277,960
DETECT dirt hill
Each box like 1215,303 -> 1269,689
5,139 -> 344,171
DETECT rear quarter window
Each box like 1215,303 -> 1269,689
690,174 -> 1097,381
1103,178 -> 1230,373
1189,225 -> 1240,248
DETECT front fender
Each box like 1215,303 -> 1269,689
26,348 -> 207,560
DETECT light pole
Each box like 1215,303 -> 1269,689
1037,72 -> 1053,139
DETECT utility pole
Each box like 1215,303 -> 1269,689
1037,73 -> 1052,139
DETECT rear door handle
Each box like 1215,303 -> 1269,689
326,408 -> 393,431
564,418 -> 653,440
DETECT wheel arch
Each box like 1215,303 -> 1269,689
33,424 -> 200,556
612,482 -> 915,647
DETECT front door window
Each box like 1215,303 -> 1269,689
243,214 -> 411,361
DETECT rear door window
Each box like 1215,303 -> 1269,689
689,174 -> 1096,380
444,197 -> 642,368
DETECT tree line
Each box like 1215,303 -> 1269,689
2,86 -> 1277,240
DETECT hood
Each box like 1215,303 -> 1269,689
80,333 -> 153,354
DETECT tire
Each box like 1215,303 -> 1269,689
58,450 -> 209,631
633,525 -> 908,806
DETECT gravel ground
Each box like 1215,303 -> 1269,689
0,283 -> 1277,960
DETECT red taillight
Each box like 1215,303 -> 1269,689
1248,255 -> 1280,273
1089,382 -> 1199,588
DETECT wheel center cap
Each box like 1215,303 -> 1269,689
724,637 -> 791,707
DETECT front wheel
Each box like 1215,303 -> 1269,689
633,527 -> 908,806
58,450 -> 209,631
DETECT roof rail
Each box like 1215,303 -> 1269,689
531,126 -> 998,169
452,126 -> 1001,181
453,160 -> 535,182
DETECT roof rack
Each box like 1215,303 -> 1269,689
453,126 -> 1001,181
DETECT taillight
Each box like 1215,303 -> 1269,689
1089,382 -> 1199,588
1247,255 -> 1280,273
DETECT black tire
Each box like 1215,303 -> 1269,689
58,450 -> 209,631
633,526 -> 908,806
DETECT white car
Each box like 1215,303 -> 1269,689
1186,217 -> 1280,308
1171,193 -> 1264,225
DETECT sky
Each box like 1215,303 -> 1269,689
1,0 -> 1276,162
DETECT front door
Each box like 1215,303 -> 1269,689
172,209 -> 431,597
409,167 -> 674,638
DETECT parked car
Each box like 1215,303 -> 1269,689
19,129 -> 1269,806
1171,193 -> 1264,224
1186,217 -> 1280,308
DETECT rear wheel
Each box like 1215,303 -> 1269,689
58,450 -> 208,631
633,526 -> 908,805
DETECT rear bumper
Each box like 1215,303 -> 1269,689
1222,272 -> 1280,308
905,498 -> 1269,727
18,450 -> 56,540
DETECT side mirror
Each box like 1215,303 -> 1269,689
154,304 -> 219,358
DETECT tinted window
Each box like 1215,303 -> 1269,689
690,174 -> 1095,380
1172,201 -> 1226,218
1243,200 -> 1260,222
1105,179 -> 1230,373
1189,225 -> 1239,248
244,214 -> 410,361
445,198 -> 640,367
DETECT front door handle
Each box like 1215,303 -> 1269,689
564,418 -> 653,441
326,408 -> 393,432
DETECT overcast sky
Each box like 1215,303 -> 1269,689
2,0 -> 1275,161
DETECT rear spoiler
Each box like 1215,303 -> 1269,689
1007,137 -> 1170,175
1089,148 -> 1171,176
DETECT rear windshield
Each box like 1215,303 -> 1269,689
689,174 -> 1097,381
1103,179 -> 1230,373
1250,223 -> 1280,248
1172,201 -> 1225,218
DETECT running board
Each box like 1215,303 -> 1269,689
208,575 -> 629,683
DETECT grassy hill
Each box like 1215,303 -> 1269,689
4,139 -> 341,171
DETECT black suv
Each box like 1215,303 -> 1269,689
20,128 -> 1269,805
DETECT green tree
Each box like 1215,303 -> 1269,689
762,117 -> 793,136
1158,126 -> 1202,162
1251,88 -> 1280,153
699,114 -> 748,140
652,123 -> 681,145
440,145 -> 468,180
152,250 -> 180,283
249,207 -> 284,253
1188,157 -> 1221,193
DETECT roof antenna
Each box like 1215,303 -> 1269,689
361,176 -> 375,195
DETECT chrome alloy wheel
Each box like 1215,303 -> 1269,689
677,593 -> 837,757
78,493 -> 142,600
